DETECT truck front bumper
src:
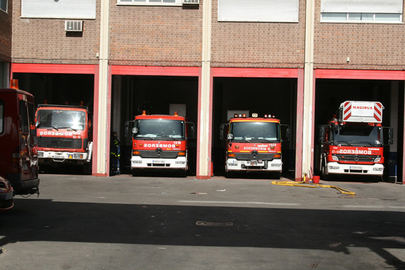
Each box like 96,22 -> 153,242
131,156 -> 188,170
38,151 -> 90,163
327,162 -> 384,176
226,158 -> 282,172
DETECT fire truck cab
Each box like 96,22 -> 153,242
0,86 -> 39,201
130,112 -> 192,175
223,113 -> 283,178
35,105 -> 93,171
319,101 -> 392,179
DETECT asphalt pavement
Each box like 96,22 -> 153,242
1,174 -> 405,270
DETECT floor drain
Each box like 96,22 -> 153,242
195,221 -> 234,227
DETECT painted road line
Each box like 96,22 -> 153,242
177,200 -> 301,206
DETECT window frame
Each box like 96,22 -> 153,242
321,12 -> 403,24
0,0 -> 8,13
116,0 -> 182,6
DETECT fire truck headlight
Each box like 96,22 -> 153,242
38,151 -> 44,158
73,153 -> 84,159
374,156 -> 381,162
228,153 -> 236,158
331,155 -> 339,161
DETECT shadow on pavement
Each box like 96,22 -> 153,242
1,199 -> 405,269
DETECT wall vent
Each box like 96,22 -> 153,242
183,0 -> 199,5
65,20 -> 83,32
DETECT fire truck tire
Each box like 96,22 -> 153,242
0,199 -> 14,211
272,172 -> 281,180
225,171 -> 233,178
321,160 -> 328,180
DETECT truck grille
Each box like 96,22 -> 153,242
235,153 -> 277,161
38,137 -> 82,149
139,150 -> 179,159
336,155 -> 376,162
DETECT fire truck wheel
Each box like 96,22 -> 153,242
0,199 -> 14,211
272,172 -> 281,180
321,161 -> 328,180
224,171 -> 233,178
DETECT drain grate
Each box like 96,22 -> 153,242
195,220 -> 234,227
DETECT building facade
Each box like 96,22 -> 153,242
8,0 -> 405,183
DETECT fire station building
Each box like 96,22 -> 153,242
2,0 -> 405,182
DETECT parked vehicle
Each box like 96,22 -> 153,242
0,177 -> 14,210
319,101 -> 392,179
35,104 -> 93,172
0,86 -> 39,201
129,111 -> 193,176
222,113 -> 283,178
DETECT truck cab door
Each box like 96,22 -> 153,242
18,99 -> 33,181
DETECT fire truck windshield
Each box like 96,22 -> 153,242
134,119 -> 185,140
37,109 -> 86,131
332,125 -> 382,147
230,121 -> 280,142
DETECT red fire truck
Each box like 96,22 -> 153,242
130,111 -> 191,175
319,101 -> 392,179
0,86 -> 39,207
223,113 -> 282,178
35,105 -> 92,172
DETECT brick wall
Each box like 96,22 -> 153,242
314,0 -> 405,70
109,2 -> 202,67
211,0 -> 306,69
0,0 -> 12,62
11,0 -> 100,64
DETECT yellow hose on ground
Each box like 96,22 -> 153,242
271,180 -> 356,196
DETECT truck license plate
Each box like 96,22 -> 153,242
350,166 -> 362,170
153,160 -> 165,164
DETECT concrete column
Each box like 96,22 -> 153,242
302,0 -> 316,178
197,0 -> 212,178
96,0 -> 111,175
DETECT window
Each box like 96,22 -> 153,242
0,102 -> 3,134
321,0 -> 403,23
19,101 -> 29,134
321,12 -> 402,23
117,0 -> 182,6
218,0 -> 299,22
0,0 -> 7,13
21,0 -> 96,19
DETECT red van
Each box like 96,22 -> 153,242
0,87 -> 39,199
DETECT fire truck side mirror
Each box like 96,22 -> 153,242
383,127 -> 394,145
219,123 -> 227,141
186,122 -> 195,140
227,133 -> 234,140
132,127 -> 138,135
319,126 -> 327,144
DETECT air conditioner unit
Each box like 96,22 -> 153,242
183,0 -> 199,5
65,20 -> 83,32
